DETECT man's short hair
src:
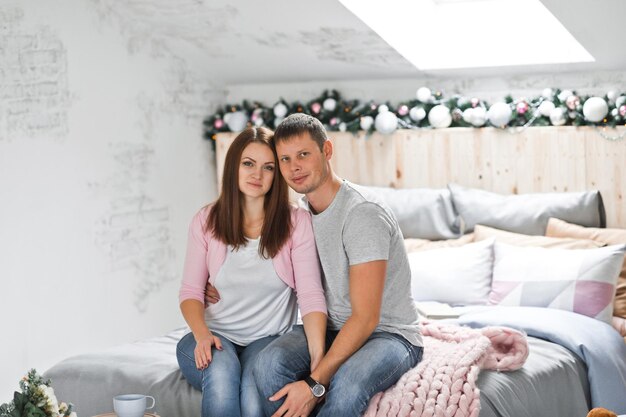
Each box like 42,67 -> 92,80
274,113 -> 328,151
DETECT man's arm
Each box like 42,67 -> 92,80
269,260 -> 386,417
309,260 -> 386,384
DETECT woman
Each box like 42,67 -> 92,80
177,127 -> 327,417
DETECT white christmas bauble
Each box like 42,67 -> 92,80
582,97 -> 609,122
360,116 -> 374,131
223,112 -> 233,124
462,108 -> 474,124
542,88 -> 554,99
274,117 -> 284,127
378,104 -> 389,113
487,102 -> 512,127
615,96 -> 626,108
339,122 -> 347,132
470,107 -> 487,127
558,89 -> 573,102
226,111 -> 248,132
538,100 -> 555,117
374,111 -> 398,135
254,117 -> 264,127
428,105 -> 452,129
273,103 -> 288,118
323,98 -> 337,112
409,106 -> 426,122
607,90 -> 618,104
416,87 -> 432,103
549,107 -> 567,126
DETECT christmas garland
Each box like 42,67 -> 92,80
203,88 -> 626,144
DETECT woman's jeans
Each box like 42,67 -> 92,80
176,331 -> 277,417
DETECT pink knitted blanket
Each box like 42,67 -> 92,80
363,322 -> 529,417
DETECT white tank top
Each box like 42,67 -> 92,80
204,237 -> 297,346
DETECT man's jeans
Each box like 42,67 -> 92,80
176,332 -> 278,417
254,326 -> 423,417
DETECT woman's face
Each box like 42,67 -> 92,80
238,142 -> 276,199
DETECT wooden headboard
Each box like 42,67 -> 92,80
216,126 -> 626,228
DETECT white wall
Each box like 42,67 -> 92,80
225,70 -> 626,106
0,0 -> 222,400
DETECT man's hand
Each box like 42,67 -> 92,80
270,381 -> 319,417
205,281 -> 220,305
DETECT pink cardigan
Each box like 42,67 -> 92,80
179,205 -> 327,317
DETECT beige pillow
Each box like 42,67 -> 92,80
546,217 -> 626,319
473,224 -> 605,249
404,233 -> 474,253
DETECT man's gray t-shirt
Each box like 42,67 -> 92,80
307,180 -> 422,347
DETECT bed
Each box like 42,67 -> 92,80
45,302 -> 626,417
44,182 -> 626,416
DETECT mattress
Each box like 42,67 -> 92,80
44,327 -> 590,417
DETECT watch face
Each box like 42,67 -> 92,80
312,384 -> 325,397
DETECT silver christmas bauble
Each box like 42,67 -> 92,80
615,96 -> 626,108
416,87 -> 432,103
323,98 -> 337,112
582,97 -> 609,122
487,102 -> 512,127
339,122 -> 347,132
428,105 -> 452,129
549,107 -> 567,126
470,107 -> 487,127
462,108 -> 474,124
538,100 -> 555,117
558,89 -> 573,102
607,90 -> 618,104
273,103 -> 288,118
226,111 -> 248,132
542,88 -> 554,99
360,116 -> 374,131
409,106 -> 426,122
378,104 -> 389,113
374,111 -> 398,135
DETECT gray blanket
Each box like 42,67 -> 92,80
44,327 -> 589,417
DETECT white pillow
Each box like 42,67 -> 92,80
489,242 -> 626,323
408,238 -> 494,305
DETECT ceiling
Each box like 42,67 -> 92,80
94,0 -> 626,86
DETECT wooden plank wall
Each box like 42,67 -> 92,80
216,126 -> 626,228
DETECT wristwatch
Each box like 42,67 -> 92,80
304,375 -> 326,398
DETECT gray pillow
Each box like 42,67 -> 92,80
448,183 -> 606,235
363,186 -> 461,240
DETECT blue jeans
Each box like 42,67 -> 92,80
253,326 -> 423,417
176,332 -> 278,417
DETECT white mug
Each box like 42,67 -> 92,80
113,394 -> 155,417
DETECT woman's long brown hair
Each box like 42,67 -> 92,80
207,127 -> 291,258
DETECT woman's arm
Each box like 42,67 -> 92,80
290,209 -> 328,370
301,312 -> 327,371
179,208 -> 222,369
180,299 -> 222,369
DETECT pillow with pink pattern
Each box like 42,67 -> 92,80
489,242 -> 626,323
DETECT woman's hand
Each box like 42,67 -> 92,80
194,332 -> 223,370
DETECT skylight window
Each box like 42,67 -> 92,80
338,0 -> 594,70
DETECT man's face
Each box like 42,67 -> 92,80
275,133 -> 330,195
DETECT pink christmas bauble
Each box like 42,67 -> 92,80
214,119 -> 224,129
310,102 -> 322,114
566,95 -> 580,111
620,105 -> 626,117
516,101 -> 529,115
397,105 -> 409,116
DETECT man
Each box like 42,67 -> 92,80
252,113 -> 423,417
